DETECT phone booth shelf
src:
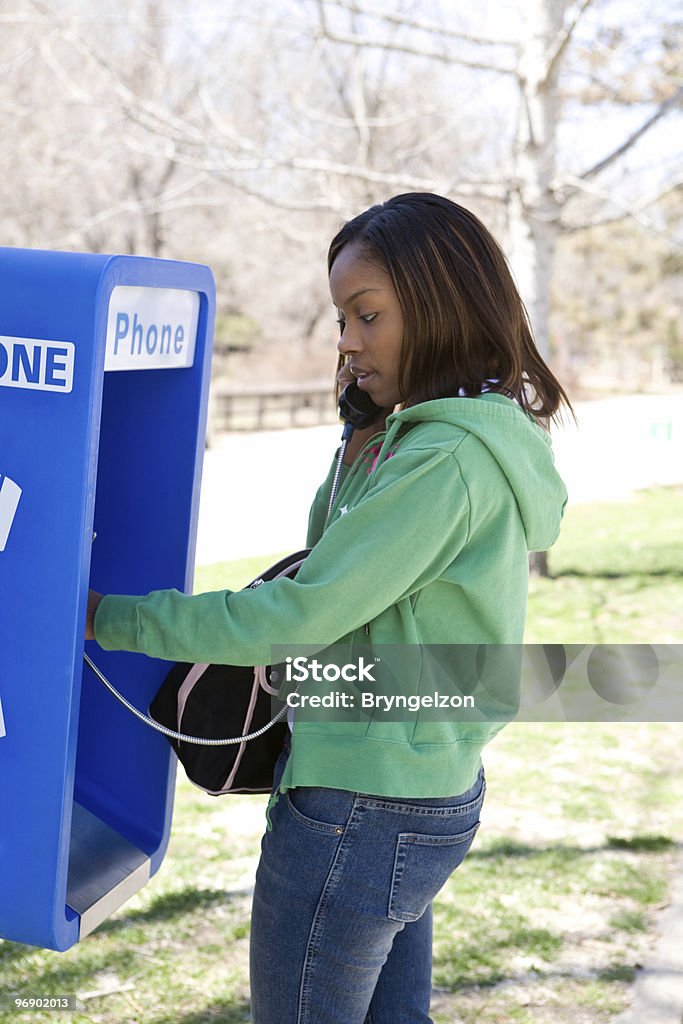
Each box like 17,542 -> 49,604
0,248 -> 215,951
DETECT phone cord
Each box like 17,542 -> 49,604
83,652 -> 289,746
325,434 -> 349,527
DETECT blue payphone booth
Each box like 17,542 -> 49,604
0,249 -> 215,951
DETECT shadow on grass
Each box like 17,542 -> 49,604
10,947 -> 146,1009
552,569 -> 682,579
433,916 -> 565,992
150,998 -> 251,1023
0,887 -> 250,965
0,940 -> 38,965
433,834 -> 680,992
95,885 -> 252,935
470,834 -> 677,860
434,959 -> 638,993
606,834 -> 677,852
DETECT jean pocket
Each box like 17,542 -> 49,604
388,822 -> 480,922
285,787 -> 355,835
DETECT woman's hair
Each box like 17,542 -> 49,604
328,192 -> 572,423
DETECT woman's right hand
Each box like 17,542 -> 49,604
336,361 -> 356,392
86,589 -> 104,641
336,362 -> 391,465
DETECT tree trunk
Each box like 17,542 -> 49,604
507,0 -> 564,360
529,549 -> 550,576
506,0 -> 565,578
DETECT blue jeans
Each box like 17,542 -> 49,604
249,736 -> 485,1023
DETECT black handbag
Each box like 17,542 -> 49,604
84,549 -> 310,795
148,549 -> 310,794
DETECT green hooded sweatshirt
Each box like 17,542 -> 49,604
94,393 -> 567,798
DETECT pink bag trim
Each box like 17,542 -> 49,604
177,663 -> 211,726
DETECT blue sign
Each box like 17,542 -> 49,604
0,249 -> 215,951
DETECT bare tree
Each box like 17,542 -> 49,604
290,0 -> 682,361
3,0 -> 679,575
5,0 -> 680,326
3,0 -> 680,404
281,0 -> 682,573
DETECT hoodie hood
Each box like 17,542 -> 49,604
385,393 -> 568,552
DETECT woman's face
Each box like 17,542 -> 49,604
329,242 -> 405,409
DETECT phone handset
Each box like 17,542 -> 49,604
338,381 -> 384,440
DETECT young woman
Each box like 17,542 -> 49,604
87,193 -> 570,1023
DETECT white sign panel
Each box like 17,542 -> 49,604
105,286 -> 199,371
0,337 -> 75,393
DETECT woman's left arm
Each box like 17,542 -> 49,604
92,443 -> 472,665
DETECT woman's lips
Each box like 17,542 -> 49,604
352,369 -> 376,387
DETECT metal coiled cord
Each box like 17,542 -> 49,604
83,652 -> 288,746
325,436 -> 348,526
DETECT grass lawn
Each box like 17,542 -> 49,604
528,485 -> 683,644
1,487 -> 681,1024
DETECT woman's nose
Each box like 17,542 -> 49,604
337,325 -> 360,357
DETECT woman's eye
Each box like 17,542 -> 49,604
336,317 -> 346,331
360,313 -> 377,323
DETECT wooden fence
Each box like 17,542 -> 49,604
208,381 -> 339,436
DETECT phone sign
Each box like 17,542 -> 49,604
105,286 -> 199,371
0,337 -> 75,393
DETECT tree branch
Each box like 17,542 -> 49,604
198,82 -> 258,153
117,130 -> 508,209
45,170 -> 211,248
0,13 -> 52,22
39,31 -> 94,103
578,84 -> 683,183
558,174 -> 683,247
312,0 -> 517,74
544,0 -> 595,85
28,0 -> 210,148
315,0 -> 517,49
350,45 -> 371,164
289,90 -> 445,130
390,116 -> 459,164
287,155 -> 507,198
